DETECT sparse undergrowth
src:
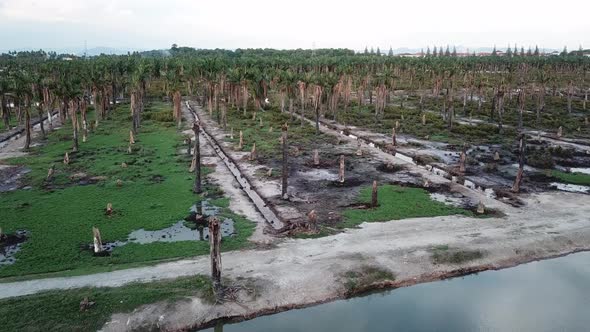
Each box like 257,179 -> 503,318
430,245 -> 485,265
0,276 -> 213,332
341,265 -> 395,295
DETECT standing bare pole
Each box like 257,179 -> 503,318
281,124 -> 289,199
371,180 -> 378,208
208,217 -> 222,292
338,155 -> 345,183
511,134 -> 526,193
192,121 -> 202,194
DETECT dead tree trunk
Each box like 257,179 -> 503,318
24,107 -> 31,150
70,100 -> 79,152
338,155 -> 345,183
511,134 -> 526,193
392,127 -> 397,146
208,217 -> 222,292
371,180 -> 378,208
281,124 -> 288,199
459,148 -> 466,173
192,122 -> 202,194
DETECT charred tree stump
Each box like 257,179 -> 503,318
209,217 -> 222,292
371,180 -> 378,208
392,127 -> 397,147
192,122 -> 202,194
338,155 -> 345,183
281,124 -> 289,199
511,134 -> 526,193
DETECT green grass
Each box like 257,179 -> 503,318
341,184 -> 471,228
0,276 -> 213,332
549,170 -> 590,185
0,101 -> 254,279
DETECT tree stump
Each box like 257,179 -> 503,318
47,164 -> 55,180
356,139 -> 362,156
313,149 -> 320,166
129,130 -> 135,144
338,155 -> 345,183
557,126 -> 563,138
477,201 -> 485,214
371,181 -> 378,208
63,152 -> 70,165
422,114 -> 426,125
249,143 -> 257,161
459,148 -> 467,173
92,227 -> 104,254
392,128 -> 397,146
307,210 -> 317,230
208,217 -> 222,292
238,130 -> 243,150
493,151 -> 500,161
106,203 -> 113,215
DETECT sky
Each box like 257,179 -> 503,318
0,0 -> 589,52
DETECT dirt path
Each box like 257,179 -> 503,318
180,103 -> 273,243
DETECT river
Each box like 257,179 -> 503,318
202,251 -> 590,331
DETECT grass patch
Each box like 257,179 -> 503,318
430,245 -> 484,264
0,101 -> 254,279
0,276 -> 213,332
340,184 -> 471,228
549,170 -> 590,185
341,265 -> 395,295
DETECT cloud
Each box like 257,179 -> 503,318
0,0 -> 588,50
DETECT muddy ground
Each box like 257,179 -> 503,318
192,102 -> 481,231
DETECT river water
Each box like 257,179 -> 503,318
202,251 -> 590,331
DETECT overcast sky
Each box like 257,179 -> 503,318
1,0 -> 588,51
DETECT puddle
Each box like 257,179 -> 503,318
0,230 -> 29,266
550,182 -> 590,194
568,168 -> 590,175
429,193 -> 465,207
297,169 -> 338,181
0,166 -> 31,192
94,200 -> 234,253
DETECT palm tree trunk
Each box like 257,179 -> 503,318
24,107 -> 31,150
1,94 -> 9,130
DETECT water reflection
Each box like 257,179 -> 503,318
201,251 -> 590,332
